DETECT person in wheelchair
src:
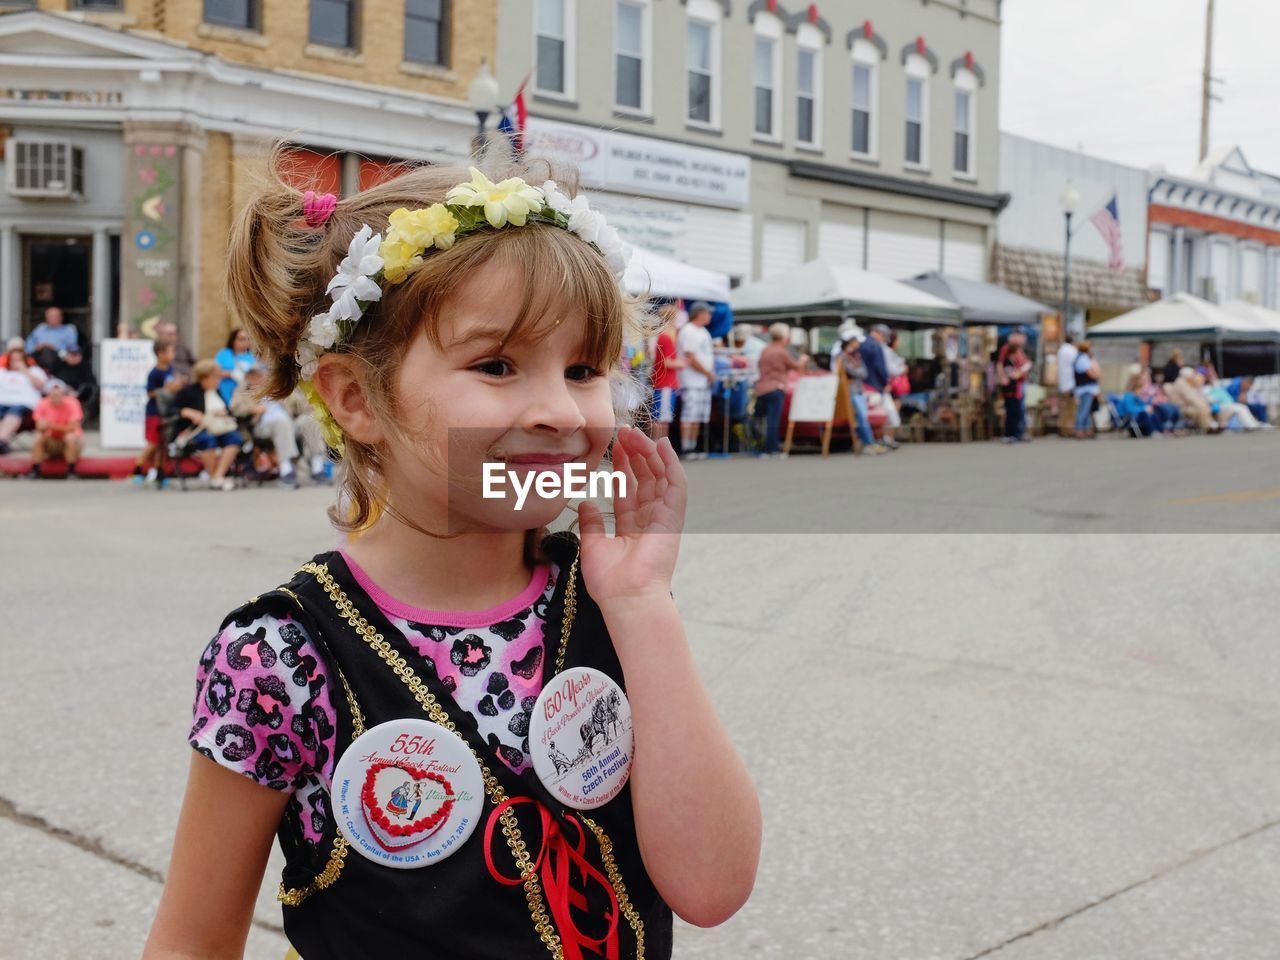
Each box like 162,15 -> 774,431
230,363 -> 328,488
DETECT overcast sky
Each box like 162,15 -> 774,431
1000,0 -> 1280,177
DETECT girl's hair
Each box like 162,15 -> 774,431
226,144 -> 639,535
225,327 -> 246,351
192,358 -> 220,381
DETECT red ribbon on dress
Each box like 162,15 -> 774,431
484,796 -> 621,960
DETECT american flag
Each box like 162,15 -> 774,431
1090,195 -> 1125,272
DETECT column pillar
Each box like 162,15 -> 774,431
1170,226 -> 1185,295
0,226 -> 15,342
91,227 -> 111,347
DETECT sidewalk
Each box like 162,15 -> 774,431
0,430 -> 141,479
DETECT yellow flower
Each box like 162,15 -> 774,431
381,204 -> 459,281
299,380 -> 345,455
445,166 -> 545,228
380,237 -> 424,284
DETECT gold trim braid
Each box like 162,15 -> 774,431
278,665 -> 365,906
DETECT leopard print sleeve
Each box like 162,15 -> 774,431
189,610 -> 336,795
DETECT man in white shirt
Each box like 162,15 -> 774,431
1056,336 -> 1078,437
677,302 -> 715,458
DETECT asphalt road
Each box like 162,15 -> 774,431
4,434 -> 1280,958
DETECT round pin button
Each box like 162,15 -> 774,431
529,667 -> 634,810
332,718 -> 485,869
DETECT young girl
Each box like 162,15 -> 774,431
144,158 -> 761,959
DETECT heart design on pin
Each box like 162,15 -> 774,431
360,761 -> 455,852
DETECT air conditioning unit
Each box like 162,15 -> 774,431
6,139 -> 85,199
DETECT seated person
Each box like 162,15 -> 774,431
1162,367 -> 1217,432
173,359 -> 244,491
0,342 -> 48,454
28,378 -> 84,478
230,364 -> 327,487
1127,370 -> 1183,434
1204,377 -> 1265,431
54,343 -> 99,424
1235,377 -> 1269,425
25,306 -> 80,371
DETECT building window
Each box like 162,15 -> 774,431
615,0 -> 649,112
796,26 -> 822,148
310,0 -> 357,49
204,0 -> 256,30
406,0 -> 448,65
536,0 -> 574,98
687,20 -> 715,123
953,69 -> 977,176
850,40 -> 878,159
905,54 -> 930,167
72,0 -> 124,9
754,37 -> 777,136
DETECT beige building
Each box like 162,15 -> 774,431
497,0 -> 1007,288
0,3 -> 493,359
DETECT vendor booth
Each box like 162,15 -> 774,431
624,246 -> 734,339
730,261 -> 968,450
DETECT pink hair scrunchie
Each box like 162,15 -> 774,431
302,190 -> 338,228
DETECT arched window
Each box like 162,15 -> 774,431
904,53 -> 930,168
795,22 -> 823,148
850,38 -> 879,160
753,11 -> 783,139
953,68 -> 977,177
615,0 -> 651,113
687,0 -> 723,127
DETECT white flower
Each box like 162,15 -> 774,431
326,224 -> 384,306
566,196 -> 606,245
541,180 -> 573,217
307,310 -> 340,350
329,286 -> 367,324
595,223 -> 632,278
296,340 -> 322,379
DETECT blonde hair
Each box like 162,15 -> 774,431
191,359 -> 220,382
226,145 -> 637,535
768,322 -> 790,341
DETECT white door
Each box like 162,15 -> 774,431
867,210 -> 940,278
760,217 -> 806,279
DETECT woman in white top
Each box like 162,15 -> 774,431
0,343 -> 48,453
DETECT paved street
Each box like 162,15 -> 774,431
4,435 -> 1280,959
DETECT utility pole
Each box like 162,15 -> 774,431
1199,0 -> 1216,163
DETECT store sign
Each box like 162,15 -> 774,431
526,118 -> 750,209
99,338 -> 155,449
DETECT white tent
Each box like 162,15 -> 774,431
1220,299 -> 1280,336
623,246 -> 731,303
1088,293 -> 1280,342
730,259 -> 960,326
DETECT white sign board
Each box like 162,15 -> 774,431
99,338 -> 155,449
525,118 -> 750,209
787,375 -> 839,424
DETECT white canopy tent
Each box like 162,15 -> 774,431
730,259 -> 960,327
623,246 -> 732,303
1220,299 -> 1280,336
1088,293 -> 1280,342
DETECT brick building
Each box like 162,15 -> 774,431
0,3 -> 491,359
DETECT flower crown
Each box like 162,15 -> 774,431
295,167 -> 632,384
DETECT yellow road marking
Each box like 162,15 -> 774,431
1172,486 -> 1280,506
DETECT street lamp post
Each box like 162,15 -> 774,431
1060,182 -> 1081,338
468,60 -> 501,159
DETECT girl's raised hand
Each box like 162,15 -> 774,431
577,426 -> 687,607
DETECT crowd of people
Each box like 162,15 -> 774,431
2,309 -> 331,488
0,307 -> 98,473
1052,338 -> 1272,440
130,328 -> 331,491
638,304 -> 914,459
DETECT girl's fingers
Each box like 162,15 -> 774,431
654,435 -> 687,490
577,499 -> 607,543
611,439 -> 638,536
620,428 -> 657,506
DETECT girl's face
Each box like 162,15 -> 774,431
382,259 -> 617,534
